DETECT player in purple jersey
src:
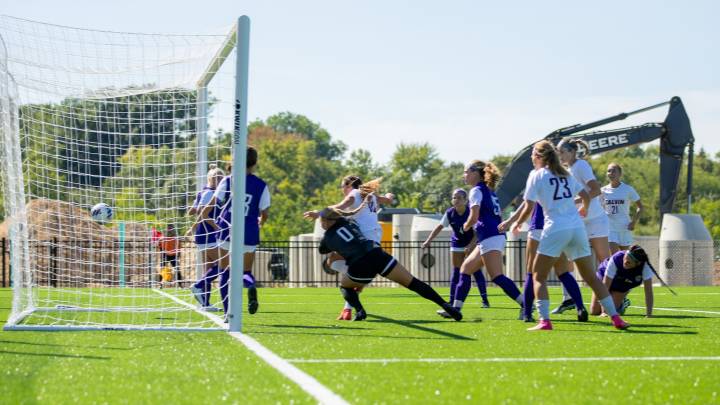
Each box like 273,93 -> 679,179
592,245 -> 654,317
316,204 -> 461,322
196,147 -> 270,319
439,160 -> 524,319
500,158 -> 588,322
187,164 -> 225,311
506,140 -> 628,330
422,189 -> 490,308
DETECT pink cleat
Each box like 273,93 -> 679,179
527,319 -> 553,331
611,314 -> 629,330
337,308 -> 352,321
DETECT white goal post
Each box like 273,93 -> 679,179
0,15 -> 251,331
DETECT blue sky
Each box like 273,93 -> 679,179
4,0 -> 719,164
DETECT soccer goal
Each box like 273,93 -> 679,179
0,15 -> 251,331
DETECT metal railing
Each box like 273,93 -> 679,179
2,237 -> 719,288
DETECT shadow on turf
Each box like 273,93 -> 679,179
0,339 -> 132,351
367,314 -> 476,341
636,314 -> 710,320
259,324 -> 367,330
0,349 -> 110,360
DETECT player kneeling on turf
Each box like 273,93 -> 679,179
316,203 -> 462,322
591,244 -> 655,317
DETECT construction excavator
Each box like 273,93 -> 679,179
495,96 -> 694,220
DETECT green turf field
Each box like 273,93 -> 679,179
2,286 -> 720,404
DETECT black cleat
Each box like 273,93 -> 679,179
436,309 -> 453,319
577,307 -> 589,322
523,314 -> 536,323
442,303 -> 463,321
619,298 -> 631,315
551,299 -> 576,314
353,309 -> 367,321
248,285 -> 259,314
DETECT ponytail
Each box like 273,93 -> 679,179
534,140 -> 569,177
468,160 -> 502,189
358,178 -> 383,199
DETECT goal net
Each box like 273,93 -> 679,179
0,15 -> 248,331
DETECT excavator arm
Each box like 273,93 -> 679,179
495,97 -> 694,219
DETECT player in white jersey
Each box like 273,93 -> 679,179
552,138 -> 612,315
506,140 -> 628,330
304,175 -> 394,320
601,163 -> 643,253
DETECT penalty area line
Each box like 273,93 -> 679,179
152,289 -> 349,405
287,356 -> 720,364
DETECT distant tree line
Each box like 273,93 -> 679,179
2,88 -> 719,240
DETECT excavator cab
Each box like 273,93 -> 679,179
495,97 -> 694,220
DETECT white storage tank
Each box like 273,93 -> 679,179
392,213 -> 417,279
297,234 -> 320,287
659,214 -> 713,286
409,214 -> 451,283
505,228 -> 527,284
288,235 -> 300,288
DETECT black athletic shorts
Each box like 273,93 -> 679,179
347,247 -> 397,284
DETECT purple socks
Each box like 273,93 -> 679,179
452,273 -> 472,308
473,270 -> 489,305
193,264 -> 220,306
243,271 -> 256,288
492,274 -> 522,305
449,267 -> 460,303
219,270 -> 257,313
558,272 -> 585,310
523,272 -> 534,318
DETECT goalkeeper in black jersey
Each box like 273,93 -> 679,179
314,202 -> 462,322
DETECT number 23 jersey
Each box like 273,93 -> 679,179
523,168 -> 584,235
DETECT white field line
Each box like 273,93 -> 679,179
152,289 -> 349,405
287,356 -> 720,364
629,306 -> 720,315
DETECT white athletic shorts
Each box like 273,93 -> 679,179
450,246 -> 468,253
583,215 -> 609,239
218,240 -> 257,253
527,229 -> 542,241
478,235 -> 506,255
196,242 -> 219,251
609,229 -> 634,246
538,227 -> 591,261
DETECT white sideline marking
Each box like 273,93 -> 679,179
152,289 -> 349,405
287,356 -> 720,364
629,306 -> 720,315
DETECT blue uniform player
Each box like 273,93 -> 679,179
187,164 -> 225,311
439,160 -> 523,319
196,147 -> 270,319
422,189 -> 489,308
591,245 -> 654,317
